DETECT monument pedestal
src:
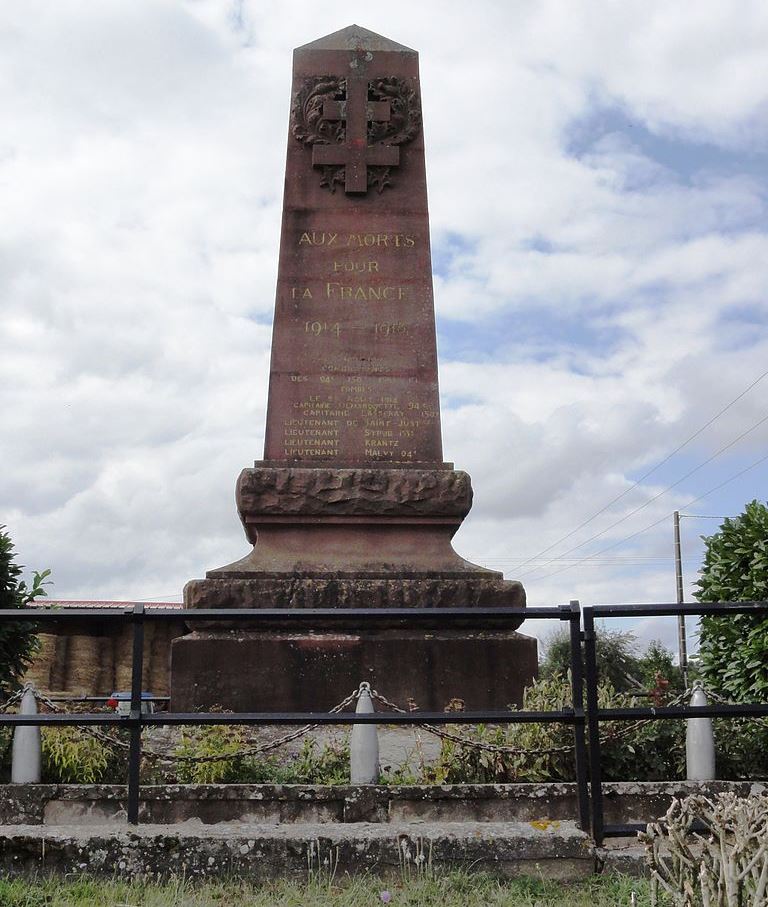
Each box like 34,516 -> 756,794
172,628 -> 537,712
170,466 -> 535,710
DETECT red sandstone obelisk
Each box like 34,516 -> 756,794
171,26 -> 536,711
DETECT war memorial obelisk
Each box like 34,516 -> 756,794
171,25 -> 537,711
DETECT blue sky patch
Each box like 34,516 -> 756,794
566,104 -> 768,185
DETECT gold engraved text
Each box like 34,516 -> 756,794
298,231 -> 415,248
333,260 -> 379,273
326,282 -> 407,301
374,322 -> 408,337
305,321 -> 341,337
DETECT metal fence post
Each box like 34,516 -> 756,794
350,682 -> 379,783
686,683 -> 716,781
127,603 -> 145,825
11,684 -> 41,783
567,600 -> 590,831
582,606 -> 604,846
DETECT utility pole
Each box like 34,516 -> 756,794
674,510 -> 689,688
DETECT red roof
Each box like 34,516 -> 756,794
32,600 -> 183,610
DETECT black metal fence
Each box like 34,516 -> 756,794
582,600 -> 768,844
1,600 -> 766,842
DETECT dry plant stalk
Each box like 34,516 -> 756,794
640,792 -> 768,907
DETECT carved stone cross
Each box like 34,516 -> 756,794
312,75 -> 400,193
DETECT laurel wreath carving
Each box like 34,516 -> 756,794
291,77 -> 346,145
291,76 -> 421,194
366,77 -> 422,145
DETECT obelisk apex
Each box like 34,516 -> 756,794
262,24 -> 442,466
296,24 -> 416,53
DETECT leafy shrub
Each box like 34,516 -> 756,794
639,640 -> 686,692
41,726 -> 125,784
171,721 -> 250,784
283,737 -> 350,784
423,675 -> 765,784
428,675 -> 578,783
713,719 -> 768,780
696,500 -> 768,703
171,726 -> 350,785
541,627 -> 684,693
0,525 -> 49,698
541,627 -> 641,691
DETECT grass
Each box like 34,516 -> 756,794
0,873 -> 650,906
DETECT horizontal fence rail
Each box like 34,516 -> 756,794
0,606 -> 565,622
1,599 -> 766,839
2,710 -> 580,727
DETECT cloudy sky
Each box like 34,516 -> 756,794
2,0 -> 767,657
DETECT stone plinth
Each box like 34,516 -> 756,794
172,629 -> 537,712
185,467 -> 523,611
172,465 -> 532,711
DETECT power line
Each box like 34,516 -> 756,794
477,557 -> 673,564
527,449 -> 768,585
517,411 -> 768,577
531,451 -> 768,583
479,555 -> 673,561
511,366 -> 768,572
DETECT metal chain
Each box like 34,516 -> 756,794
31,688 -> 363,763
369,689 -> 574,756
20,682 -> 766,768
33,689 -> 131,751
370,688 -> 697,757
697,686 -> 768,728
420,723 -> 573,757
36,687 -> 362,764
0,688 -> 26,714
147,688 -> 362,764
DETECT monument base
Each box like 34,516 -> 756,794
170,465 -> 537,711
170,628 -> 538,712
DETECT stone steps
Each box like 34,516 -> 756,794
4,781 -> 749,880
3,780 -> 760,827
0,819 -> 597,881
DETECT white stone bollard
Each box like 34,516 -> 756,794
11,684 -> 42,783
686,684 -> 716,781
350,682 -> 380,784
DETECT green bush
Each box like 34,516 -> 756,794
171,721 -> 251,784
171,727 -> 350,785
41,726 -> 126,784
541,627 -> 641,691
541,627 -> 684,693
696,500 -> 768,702
712,719 -> 768,780
0,525 -> 49,699
425,675 -> 765,784
428,675 -> 578,783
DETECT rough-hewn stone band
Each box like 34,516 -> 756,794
236,467 -> 473,519
185,575 -> 525,613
